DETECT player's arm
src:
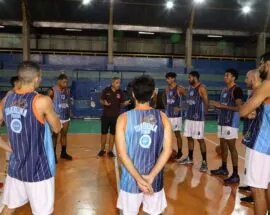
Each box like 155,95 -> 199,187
0,136 -> 12,152
48,88 -> 54,100
0,98 -> 4,124
36,95 -> 61,134
116,113 -> 153,193
178,85 -> 187,97
162,88 -> 167,108
240,81 -> 270,117
199,86 -> 209,114
145,112 -> 172,183
100,89 -> 110,106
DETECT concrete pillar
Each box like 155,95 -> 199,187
185,7 -> 195,70
22,0 -> 30,61
107,0 -> 114,69
256,32 -> 266,62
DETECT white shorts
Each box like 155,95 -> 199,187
2,176 -> 55,215
244,148 -> 270,189
184,120 -> 205,139
60,119 -> 70,125
217,126 -> 238,140
117,189 -> 167,215
169,117 -> 182,131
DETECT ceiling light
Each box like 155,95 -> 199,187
65,28 -> 82,32
242,5 -> 251,14
208,35 -> 222,38
0,25 -> 4,28
139,31 -> 155,35
166,1 -> 174,10
194,0 -> 205,4
82,0 -> 91,5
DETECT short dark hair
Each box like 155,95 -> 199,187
189,71 -> 200,80
57,73 -> 68,80
17,61 -> 41,84
132,75 -> 155,103
10,76 -> 19,87
112,77 -> 120,82
225,68 -> 239,80
165,72 -> 177,79
260,52 -> 270,64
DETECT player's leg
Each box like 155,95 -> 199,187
198,139 -> 207,172
108,117 -> 117,157
1,207 -> 16,215
143,189 -> 167,215
267,183 -> 270,212
174,131 -> 183,159
179,137 -> 193,165
52,132 -> 59,163
117,190 -> 143,215
60,121 -> 72,160
251,187 -> 268,215
224,138 -> 240,184
98,116 -> 109,157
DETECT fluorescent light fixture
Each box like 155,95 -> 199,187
65,28 -> 82,32
138,31 -> 155,35
208,35 -> 222,38
242,5 -> 251,14
0,25 -> 5,28
194,0 -> 205,4
166,1 -> 174,9
82,0 -> 91,5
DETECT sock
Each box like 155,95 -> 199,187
188,150 -> 193,160
222,161 -> 227,170
61,146 -> 67,154
201,152 -> 207,162
54,147 -> 56,153
178,148 -> 182,155
233,166 -> 238,176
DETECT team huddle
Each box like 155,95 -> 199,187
0,50 -> 270,215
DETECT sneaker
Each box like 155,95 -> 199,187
200,161 -> 208,172
61,152 -> 73,160
179,157 -> 193,165
224,174 -> 240,185
175,151 -> 183,162
97,150 -> 106,157
210,167 -> 229,176
240,195 -> 254,204
108,151 -> 116,158
239,186 -> 251,192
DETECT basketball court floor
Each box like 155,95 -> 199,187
0,120 -> 253,215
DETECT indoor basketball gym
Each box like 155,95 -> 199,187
0,0 -> 269,215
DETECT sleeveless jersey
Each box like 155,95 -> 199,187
243,92 -> 254,135
53,87 -> 70,121
3,91 -> 55,182
166,86 -> 182,118
242,98 -> 270,155
121,109 -> 164,193
218,85 -> 240,128
186,84 -> 205,121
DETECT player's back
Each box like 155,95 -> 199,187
121,109 -> 164,193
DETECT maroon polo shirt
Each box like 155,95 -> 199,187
101,86 -> 124,117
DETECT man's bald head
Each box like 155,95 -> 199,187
245,69 -> 261,90
17,61 -> 41,85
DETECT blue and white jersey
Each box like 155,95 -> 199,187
165,86 -> 183,118
3,91 -> 55,182
52,86 -> 70,121
218,85 -> 240,128
242,98 -> 270,155
186,84 -> 205,121
121,109 -> 164,193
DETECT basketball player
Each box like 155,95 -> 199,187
0,61 -> 61,215
239,69 -> 261,204
98,77 -> 130,157
180,71 -> 208,172
240,52 -> 270,215
116,75 -> 172,215
48,73 -> 72,163
162,72 -> 186,161
210,68 -> 243,184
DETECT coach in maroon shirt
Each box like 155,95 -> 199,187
98,77 -> 130,157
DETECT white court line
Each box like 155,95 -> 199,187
204,137 -> 245,160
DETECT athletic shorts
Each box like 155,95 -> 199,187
217,126 -> 238,140
60,118 -> 70,125
169,117 -> 182,132
101,116 -> 117,135
2,175 -> 55,215
184,120 -> 205,139
244,148 -> 270,189
117,189 -> 167,215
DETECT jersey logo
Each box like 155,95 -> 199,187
189,91 -> 194,96
61,95 -> 66,100
223,93 -> 227,98
139,135 -> 152,148
11,119 -> 22,134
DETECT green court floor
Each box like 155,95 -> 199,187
0,119 -> 243,134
